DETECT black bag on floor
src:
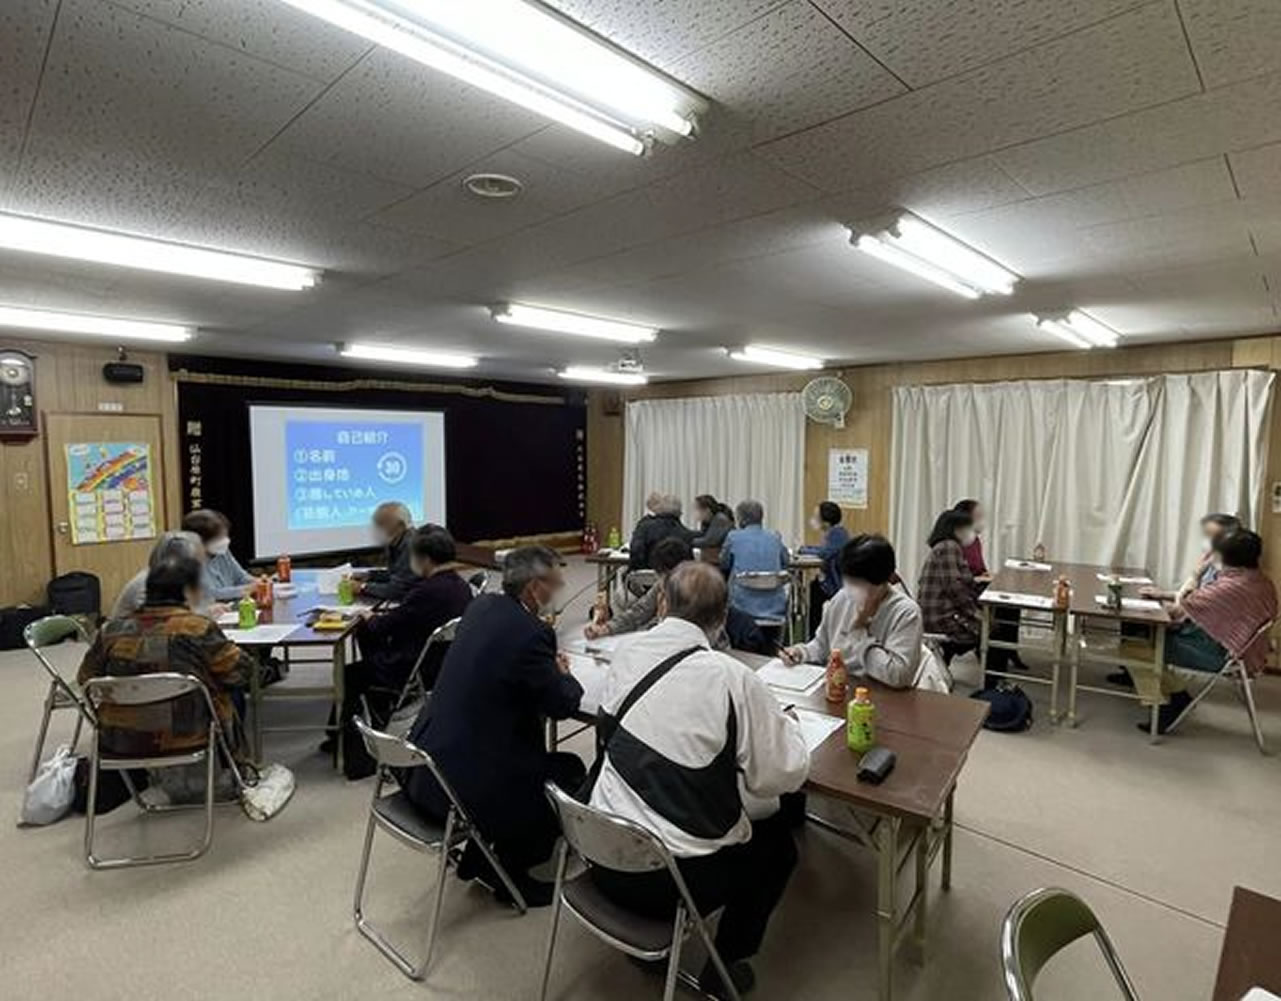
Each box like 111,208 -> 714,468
0,605 -> 50,649
47,572 -> 101,618
970,683 -> 1034,732
71,757 -> 148,816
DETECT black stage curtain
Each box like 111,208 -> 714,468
171,354 -> 586,566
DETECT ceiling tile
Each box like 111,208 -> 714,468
371,149 -> 620,247
815,0 -> 1141,88
666,1 -> 905,145
269,48 -> 545,189
540,0 -> 791,66
995,71 -> 1281,194
1229,141 -> 1281,202
756,2 -> 1200,191
106,0 -> 370,81
0,1 -> 57,185
1179,0 -> 1281,89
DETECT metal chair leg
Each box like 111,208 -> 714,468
662,905 -> 686,1001
1240,672 -> 1269,755
28,682 -> 57,783
417,811 -> 455,978
83,738 -> 101,867
538,843 -> 570,1001
471,831 -> 529,914
687,903 -> 742,1001
1165,668 -> 1224,735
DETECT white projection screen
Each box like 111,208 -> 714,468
249,404 -> 446,558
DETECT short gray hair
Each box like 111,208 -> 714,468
374,500 -> 413,529
735,499 -> 764,527
148,530 -> 203,569
663,562 -> 727,631
502,545 -> 561,598
654,493 -> 682,516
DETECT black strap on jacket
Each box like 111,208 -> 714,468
577,645 -> 702,798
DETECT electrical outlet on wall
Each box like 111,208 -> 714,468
13,471 -> 29,491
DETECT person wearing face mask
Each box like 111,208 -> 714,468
917,509 -> 987,665
401,545 -> 585,907
691,493 -> 735,551
797,500 -> 851,634
181,508 -> 255,602
953,498 -> 1027,672
352,501 -> 418,601
588,562 -> 808,1000
78,554 -> 255,763
111,529 -> 210,619
780,535 -> 922,688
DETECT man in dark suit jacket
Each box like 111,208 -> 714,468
355,501 -> 418,601
404,545 -> 584,906
628,493 -> 695,570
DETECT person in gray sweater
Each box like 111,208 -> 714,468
782,534 -> 922,689
587,536 -> 692,639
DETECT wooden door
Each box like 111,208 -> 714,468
44,413 -> 168,609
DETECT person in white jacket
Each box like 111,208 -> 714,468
589,561 -> 808,1000
782,534 -> 923,689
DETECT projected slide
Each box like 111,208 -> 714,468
250,405 -> 445,558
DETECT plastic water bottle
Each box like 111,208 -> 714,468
237,593 -> 257,629
847,686 -> 876,753
337,575 -> 354,606
825,650 -> 848,704
606,526 -> 621,549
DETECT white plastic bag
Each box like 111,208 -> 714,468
19,745 -> 78,826
240,763 -> 296,822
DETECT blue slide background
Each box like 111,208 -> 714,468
285,419 -> 423,531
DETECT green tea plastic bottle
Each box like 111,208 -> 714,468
847,686 -> 876,753
606,525 -> 622,549
337,575 -> 354,606
237,593 -> 257,629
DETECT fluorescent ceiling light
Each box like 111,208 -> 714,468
1034,311 -> 1120,350
340,342 -> 479,369
0,304 -> 192,343
851,212 -> 1018,298
728,344 -> 825,370
492,303 -> 658,344
276,0 -> 699,155
0,213 -> 320,290
558,365 -> 648,386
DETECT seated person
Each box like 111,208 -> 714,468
720,499 -> 789,623
353,501 -> 417,601
403,546 -> 584,905
589,562 -> 808,999
182,509 -> 255,602
1145,528 -> 1276,734
797,500 -> 850,633
78,555 -> 254,762
691,493 -> 734,550
628,493 -> 694,570
781,535 -> 922,688
917,509 -> 994,666
954,497 -> 1026,671
587,537 -> 770,654
111,530 -> 207,619
1141,512 -> 1241,601
331,527 -> 474,775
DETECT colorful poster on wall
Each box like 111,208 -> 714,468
65,442 -> 156,545
828,447 -> 869,509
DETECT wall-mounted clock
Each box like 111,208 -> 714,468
0,349 -> 38,439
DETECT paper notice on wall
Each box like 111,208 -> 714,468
827,447 -> 868,508
65,442 -> 156,546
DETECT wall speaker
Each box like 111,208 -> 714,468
102,361 -> 145,384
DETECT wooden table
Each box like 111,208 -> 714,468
567,644 -> 987,1001
1213,886 -> 1281,1001
979,559 -> 1170,734
454,542 -> 500,570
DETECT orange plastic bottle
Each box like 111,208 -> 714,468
825,649 -> 848,704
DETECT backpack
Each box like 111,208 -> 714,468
970,683 -> 1034,732
0,604 -> 50,650
47,572 -> 101,618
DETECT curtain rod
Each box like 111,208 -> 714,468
172,369 -> 567,406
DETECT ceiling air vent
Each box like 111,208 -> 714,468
463,173 -> 524,199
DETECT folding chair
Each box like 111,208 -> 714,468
351,717 -> 528,981
734,570 -> 792,643
1165,618 -> 1274,753
24,615 -> 93,783
1001,887 -> 1139,1000
467,571 -> 490,596
539,783 -> 742,1001
382,617 -> 460,735
81,673 -> 240,870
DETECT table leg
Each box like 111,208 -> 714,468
249,647 -> 264,766
1067,616 -> 1081,728
913,825 -> 929,960
1049,612 -> 1063,723
333,635 -> 348,773
979,605 -> 991,675
876,816 -> 900,1001
1149,623 -> 1165,745
941,790 -> 954,893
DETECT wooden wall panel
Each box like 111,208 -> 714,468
587,337 -> 1267,552
0,339 -> 179,606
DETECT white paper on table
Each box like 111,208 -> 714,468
1095,573 -> 1154,585
223,623 -> 299,645
309,604 -> 361,616
1240,990 -> 1281,1001
584,633 -> 624,657
793,708 -> 843,752
756,659 -> 826,693
216,611 -> 240,627
1004,558 -> 1052,571
567,653 -> 609,714
1093,595 -> 1162,612
981,591 -> 1056,609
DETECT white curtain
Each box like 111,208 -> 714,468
890,370 -> 1275,589
622,393 -> 806,544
